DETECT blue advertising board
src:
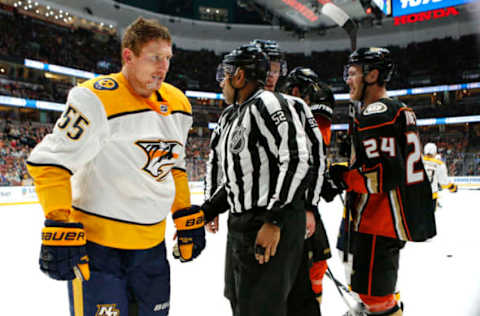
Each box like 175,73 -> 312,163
392,0 -> 474,16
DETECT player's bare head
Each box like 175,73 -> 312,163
122,17 -> 171,63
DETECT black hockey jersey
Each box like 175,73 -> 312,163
343,98 -> 436,241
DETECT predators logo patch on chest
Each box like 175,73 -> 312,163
135,140 -> 183,181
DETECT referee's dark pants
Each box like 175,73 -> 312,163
224,202 -> 305,316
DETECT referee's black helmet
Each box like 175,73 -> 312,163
216,44 -> 269,86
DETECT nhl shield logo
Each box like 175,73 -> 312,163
230,126 -> 246,154
135,140 -> 182,181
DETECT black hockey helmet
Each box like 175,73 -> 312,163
250,39 -> 287,76
216,44 -> 269,86
344,47 -> 394,85
281,67 -> 335,121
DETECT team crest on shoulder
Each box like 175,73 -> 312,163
94,78 -> 118,91
135,140 -> 182,181
362,102 -> 388,116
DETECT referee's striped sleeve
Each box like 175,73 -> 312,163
255,92 -> 310,209
205,129 -> 221,199
298,99 -> 325,209
205,107 -> 229,200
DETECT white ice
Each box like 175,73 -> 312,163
1,190 -> 479,315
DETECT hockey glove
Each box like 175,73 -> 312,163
448,183 -> 458,193
172,205 -> 206,262
320,176 -> 344,202
328,164 -> 349,191
40,220 -> 90,281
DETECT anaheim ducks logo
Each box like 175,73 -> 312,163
135,140 -> 182,181
362,102 -> 387,116
93,78 -> 118,91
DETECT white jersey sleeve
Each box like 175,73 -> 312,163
437,161 -> 450,187
28,87 -> 109,172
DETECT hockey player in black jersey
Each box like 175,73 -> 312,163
280,67 -> 337,316
328,47 -> 436,316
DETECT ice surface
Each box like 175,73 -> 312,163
1,190 -> 479,315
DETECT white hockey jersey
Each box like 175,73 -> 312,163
422,156 -> 457,198
27,73 -> 192,249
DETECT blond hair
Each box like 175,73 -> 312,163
121,17 -> 171,62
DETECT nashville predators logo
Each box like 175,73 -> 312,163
135,140 -> 182,181
94,78 -> 118,90
95,304 -> 119,316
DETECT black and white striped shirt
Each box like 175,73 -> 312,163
205,89 -> 310,215
286,95 -> 325,211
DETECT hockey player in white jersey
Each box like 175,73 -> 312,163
423,142 -> 458,210
27,17 -> 205,316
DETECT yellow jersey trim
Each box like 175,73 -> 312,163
71,208 -> 166,250
79,72 -> 192,119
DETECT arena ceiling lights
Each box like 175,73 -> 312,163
4,0 -> 117,33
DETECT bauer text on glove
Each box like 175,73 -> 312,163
40,219 -> 90,281
172,205 -> 206,262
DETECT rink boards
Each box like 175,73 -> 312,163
0,177 -> 478,206
0,181 -> 207,206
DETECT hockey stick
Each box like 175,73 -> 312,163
318,0 -> 358,51
325,267 -> 358,315
326,266 -> 352,297
342,102 -> 358,263
339,191 -> 345,205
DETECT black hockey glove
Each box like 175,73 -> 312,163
328,164 -> 349,191
172,205 -> 206,262
40,220 -> 90,281
320,175 -> 344,202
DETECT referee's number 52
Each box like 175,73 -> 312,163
57,104 -> 90,140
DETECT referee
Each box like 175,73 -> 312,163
202,44 -> 310,316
